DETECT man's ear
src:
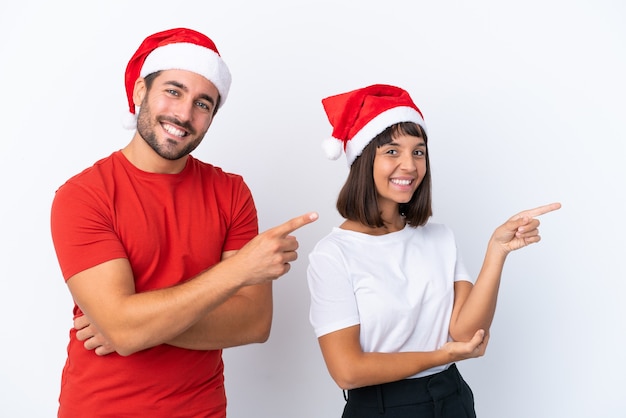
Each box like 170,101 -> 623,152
133,77 -> 147,107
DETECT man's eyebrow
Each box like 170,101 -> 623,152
197,93 -> 216,106
163,80 -> 216,106
164,80 -> 186,90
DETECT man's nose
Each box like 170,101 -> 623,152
172,99 -> 194,122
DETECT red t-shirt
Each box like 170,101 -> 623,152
50,151 -> 258,417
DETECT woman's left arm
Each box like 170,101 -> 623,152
449,202 -> 561,342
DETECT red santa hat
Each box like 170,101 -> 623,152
122,27 -> 231,129
321,84 -> 427,165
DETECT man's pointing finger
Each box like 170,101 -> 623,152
272,212 -> 319,237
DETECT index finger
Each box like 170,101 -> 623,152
271,212 -> 319,237
518,202 -> 562,219
73,314 -> 90,329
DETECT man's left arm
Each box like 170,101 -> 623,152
166,249 -> 273,350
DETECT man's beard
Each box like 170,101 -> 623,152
136,101 -> 205,161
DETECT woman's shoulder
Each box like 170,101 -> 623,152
410,221 -> 457,243
420,221 -> 453,233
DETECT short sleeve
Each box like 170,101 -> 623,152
50,181 -> 127,281
452,239 -> 473,284
307,245 -> 360,338
220,177 -> 258,252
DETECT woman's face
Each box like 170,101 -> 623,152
372,133 -> 427,216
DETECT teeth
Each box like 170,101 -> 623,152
391,179 -> 412,185
163,124 -> 186,137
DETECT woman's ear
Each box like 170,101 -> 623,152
133,77 -> 147,107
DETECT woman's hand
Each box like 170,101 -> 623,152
491,202 -> 561,255
442,329 -> 489,362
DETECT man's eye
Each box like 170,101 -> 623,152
196,102 -> 210,110
166,89 -> 179,96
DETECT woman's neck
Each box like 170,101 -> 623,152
340,216 -> 406,236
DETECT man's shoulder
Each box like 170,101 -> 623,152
57,152 -> 119,191
188,156 -> 246,184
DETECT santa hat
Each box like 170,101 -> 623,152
122,27 -> 232,129
321,84 -> 427,166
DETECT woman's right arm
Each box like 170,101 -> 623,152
317,324 -> 487,390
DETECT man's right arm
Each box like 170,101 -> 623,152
68,256 -> 246,356
69,212 -> 319,356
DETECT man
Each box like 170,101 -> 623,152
50,27 -> 317,417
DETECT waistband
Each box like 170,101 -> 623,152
346,363 -> 463,408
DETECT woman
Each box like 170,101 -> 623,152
307,84 -> 560,417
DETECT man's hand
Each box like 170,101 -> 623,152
228,212 -> 319,286
74,314 -> 115,356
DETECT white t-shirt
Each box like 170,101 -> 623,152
307,222 -> 473,378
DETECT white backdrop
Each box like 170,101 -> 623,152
1,1 -> 625,417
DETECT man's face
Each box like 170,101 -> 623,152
135,69 -> 220,161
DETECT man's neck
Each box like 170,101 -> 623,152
122,134 -> 188,174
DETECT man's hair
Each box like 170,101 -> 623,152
143,71 -> 221,115
336,122 -> 432,227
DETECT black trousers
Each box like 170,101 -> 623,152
342,363 -> 476,418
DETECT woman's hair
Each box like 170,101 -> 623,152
336,121 -> 432,227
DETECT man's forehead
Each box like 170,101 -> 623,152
151,69 -> 219,95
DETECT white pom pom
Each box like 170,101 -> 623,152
121,111 -> 138,130
321,137 -> 343,160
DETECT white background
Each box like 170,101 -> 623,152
1,1 -> 624,417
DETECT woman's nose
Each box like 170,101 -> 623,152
399,153 -> 417,171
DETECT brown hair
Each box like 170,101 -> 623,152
336,122 -> 432,227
